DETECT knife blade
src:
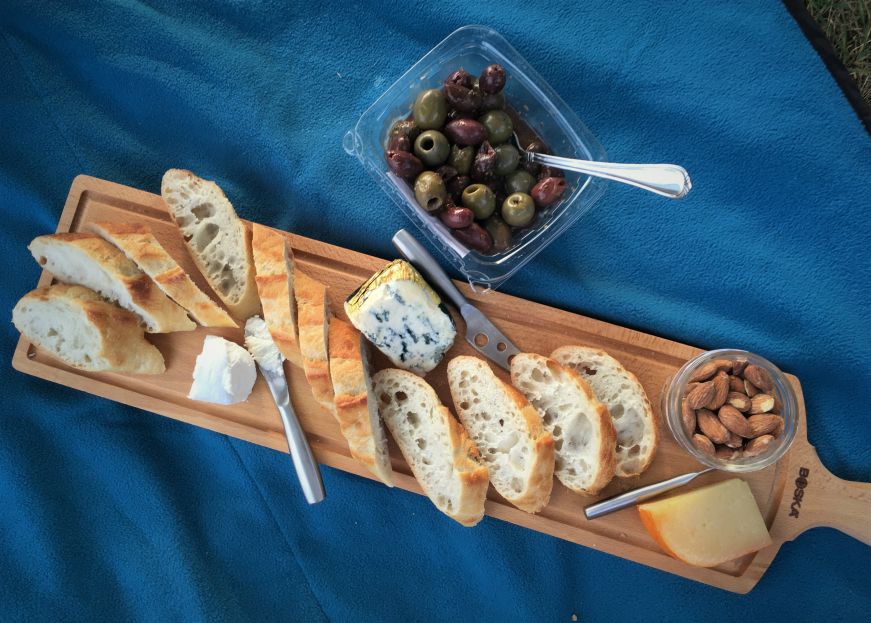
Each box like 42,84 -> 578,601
244,316 -> 325,505
391,229 -> 521,370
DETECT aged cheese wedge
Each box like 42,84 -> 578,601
638,478 -> 772,567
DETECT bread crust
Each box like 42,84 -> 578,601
551,345 -> 658,477
13,284 -> 165,374
328,318 -> 393,486
88,222 -> 236,328
252,224 -> 298,364
373,368 -> 489,526
294,271 -> 334,413
28,233 -> 195,333
161,169 -> 261,320
447,355 -> 554,514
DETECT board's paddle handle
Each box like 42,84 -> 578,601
776,438 -> 871,546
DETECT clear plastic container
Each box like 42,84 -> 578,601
343,25 -> 607,289
662,349 -> 798,473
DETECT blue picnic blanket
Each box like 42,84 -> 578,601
2,1 -> 870,620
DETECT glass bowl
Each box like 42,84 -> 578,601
343,25 -> 607,290
662,349 -> 798,473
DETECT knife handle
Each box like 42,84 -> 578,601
392,229 -> 469,311
276,400 -> 326,505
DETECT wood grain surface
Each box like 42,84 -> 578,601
12,175 -> 870,593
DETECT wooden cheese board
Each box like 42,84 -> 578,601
12,175 -> 871,593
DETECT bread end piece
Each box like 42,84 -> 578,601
161,169 -> 261,320
13,284 -> 165,374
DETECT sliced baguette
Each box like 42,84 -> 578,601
328,318 -> 394,487
294,271 -> 333,412
551,346 -> 658,477
28,233 -> 195,333
88,221 -> 237,328
510,353 -> 617,494
252,223 -> 298,363
13,283 -> 165,374
446,356 -> 554,513
373,368 -> 489,526
161,169 -> 260,320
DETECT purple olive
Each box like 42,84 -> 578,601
436,165 -> 458,183
472,141 -> 497,180
479,64 -> 506,94
386,150 -> 424,178
443,82 -> 482,113
444,119 -> 487,146
531,177 -> 568,207
446,174 -> 471,198
538,165 -> 565,180
387,134 -> 411,154
439,205 -> 474,229
451,222 -> 494,253
445,68 -> 474,89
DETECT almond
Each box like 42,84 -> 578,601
681,399 -> 697,437
697,408 -> 731,444
704,371 -> 730,410
715,445 -> 738,460
731,359 -> 748,376
750,393 -> 775,414
744,434 -> 775,457
729,376 -> 745,393
718,405 -> 753,438
725,431 -> 744,448
744,364 -> 773,391
744,378 -> 760,397
726,391 -> 751,412
688,359 -> 733,383
748,413 -> 783,437
686,381 -> 716,409
692,433 -> 716,456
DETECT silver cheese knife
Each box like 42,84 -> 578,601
392,229 -> 520,371
244,317 -> 325,505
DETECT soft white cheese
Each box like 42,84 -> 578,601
345,280 -> 456,375
244,316 -> 284,373
188,335 -> 256,405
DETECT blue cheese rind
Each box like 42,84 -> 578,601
345,260 -> 456,375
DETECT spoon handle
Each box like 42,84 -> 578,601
584,468 -> 715,519
530,152 -> 692,199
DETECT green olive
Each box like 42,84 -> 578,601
501,192 -> 535,227
414,130 -> 450,167
449,144 -> 474,176
478,109 -> 513,145
504,169 -> 535,195
494,144 -> 520,176
412,89 -> 447,130
483,215 -> 512,251
461,183 -> 496,220
413,171 -> 447,213
389,119 -> 420,142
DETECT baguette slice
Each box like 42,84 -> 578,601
13,284 -> 165,374
446,356 -> 554,513
252,224 -> 298,363
294,271 -> 333,412
88,222 -> 237,328
510,353 -> 617,494
373,369 -> 489,526
551,346 -> 658,477
328,318 -> 394,487
161,169 -> 261,319
28,233 -> 195,333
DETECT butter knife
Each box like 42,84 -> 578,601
392,229 -> 520,370
244,316 -> 325,505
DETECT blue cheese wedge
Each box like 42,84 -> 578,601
345,260 -> 456,375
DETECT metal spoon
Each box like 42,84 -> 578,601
513,133 -> 692,200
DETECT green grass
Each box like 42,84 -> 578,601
806,0 -> 871,104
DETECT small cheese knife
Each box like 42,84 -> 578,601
392,229 -> 520,371
244,318 -> 325,505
